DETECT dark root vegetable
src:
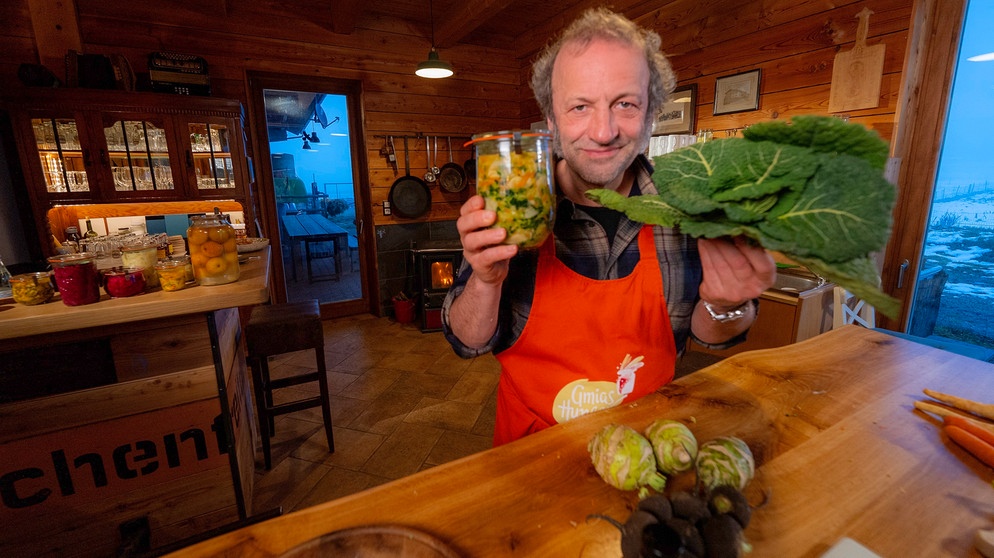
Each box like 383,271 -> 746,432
669,490 -> 711,526
637,494 -> 674,522
707,485 -> 752,528
701,514 -> 745,558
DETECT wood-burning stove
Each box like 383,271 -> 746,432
412,240 -> 463,332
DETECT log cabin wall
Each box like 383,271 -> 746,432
2,0 -> 913,220
1,0 -> 913,311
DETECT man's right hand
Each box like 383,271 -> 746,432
457,195 -> 518,285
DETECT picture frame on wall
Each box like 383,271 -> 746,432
713,69 -> 761,115
652,84 -> 697,135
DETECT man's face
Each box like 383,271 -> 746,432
548,38 -> 651,191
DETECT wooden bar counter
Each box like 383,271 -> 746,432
0,248 -> 271,557
177,326 -> 994,558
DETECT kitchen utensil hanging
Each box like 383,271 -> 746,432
431,136 -> 441,177
439,136 -> 467,193
423,137 -> 436,183
390,136 -> 431,219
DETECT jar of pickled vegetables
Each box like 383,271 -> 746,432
10,272 -> 55,305
467,130 -> 555,249
154,259 -> 188,292
48,253 -> 101,306
120,243 -> 159,288
187,215 -> 239,285
102,267 -> 146,298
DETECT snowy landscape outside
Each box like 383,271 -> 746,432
911,1 -> 993,355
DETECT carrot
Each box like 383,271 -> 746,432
943,414 -> 994,446
923,388 -> 994,422
914,400 -> 975,421
944,425 -> 994,468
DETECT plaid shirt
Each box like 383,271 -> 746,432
442,154 -> 743,358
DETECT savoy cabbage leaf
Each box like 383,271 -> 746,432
743,115 -> 890,170
586,115 -> 900,317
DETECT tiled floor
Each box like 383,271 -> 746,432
249,313 -> 500,516
248,312 -> 723,517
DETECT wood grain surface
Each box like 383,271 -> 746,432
0,247 -> 270,343
173,326 -> 994,558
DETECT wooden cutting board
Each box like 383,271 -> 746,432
829,8 -> 885,113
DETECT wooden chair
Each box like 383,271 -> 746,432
244,299 -> 334,469
833,286 -> 876,329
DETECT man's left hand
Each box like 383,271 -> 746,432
697,236 -> 776,310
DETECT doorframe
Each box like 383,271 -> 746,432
880,0 -> 968,331
244,71 -> 378,318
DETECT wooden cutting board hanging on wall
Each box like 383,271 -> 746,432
829,8 -> 885,113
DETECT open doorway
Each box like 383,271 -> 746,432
247,73 -> 375,318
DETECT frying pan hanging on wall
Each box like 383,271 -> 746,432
389,136 -> 431,219
438,136 -> 467,193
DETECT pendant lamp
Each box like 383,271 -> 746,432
416,0 -> 453,79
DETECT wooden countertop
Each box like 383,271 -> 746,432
174,326 -> 994,558
0,247 -> 270,341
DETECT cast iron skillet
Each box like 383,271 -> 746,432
389,136 -> 431,219
438,136 -> 467,193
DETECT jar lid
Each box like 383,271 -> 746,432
48,252 -> 96,265
11,271 -> 52,283
465,129 -> 552,147
121,243 -> 156,252
154,259 -> 185,269
102,266 -> 145,276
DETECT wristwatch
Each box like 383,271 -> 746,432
702,300 -> 754,323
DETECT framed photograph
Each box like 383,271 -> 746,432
652,84 -> 697,135
713,69 -> 761,115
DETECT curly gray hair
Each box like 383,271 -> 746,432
530,8 -> 677,132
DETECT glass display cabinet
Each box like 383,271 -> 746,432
3,89 -> 254,252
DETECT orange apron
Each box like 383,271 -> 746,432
493,225 -> 677,446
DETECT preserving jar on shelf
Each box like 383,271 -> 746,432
120,243 -> 160,287
186,215 -> 239,285
10,272 -> 55,305
154,259 -> 188,292
101,267 -> 146,298
48,253 -> 101,306
466,130 -> 555,249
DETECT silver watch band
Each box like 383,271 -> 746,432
702,300 -> 753,323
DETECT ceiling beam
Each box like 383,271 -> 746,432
432,0 -> 516,49
320,0 -> 364,35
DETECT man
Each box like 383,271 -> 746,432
442,8 -> 776,445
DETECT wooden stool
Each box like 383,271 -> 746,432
245,299 -> 334,469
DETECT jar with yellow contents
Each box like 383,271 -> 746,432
186,215 -> 239,286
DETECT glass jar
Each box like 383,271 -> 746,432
48,253 -> 101,306
467,130 -> 555,249
155,259 -> 188,292
102,267 -> 146,298
120,243 -> 160,287
10,272 -> 55,305
186,215 -> 239,285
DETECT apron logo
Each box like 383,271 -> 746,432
551,354 -> 645,423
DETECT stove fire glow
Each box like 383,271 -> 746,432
430,261 -> 454,290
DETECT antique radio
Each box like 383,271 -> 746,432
148,52 -> 211,96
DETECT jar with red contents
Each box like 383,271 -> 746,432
102,267 -> 147,298
48,253 -> 101,306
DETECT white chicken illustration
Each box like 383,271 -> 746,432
616,354 -> 644,396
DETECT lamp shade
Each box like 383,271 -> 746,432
416,49 -> 453,79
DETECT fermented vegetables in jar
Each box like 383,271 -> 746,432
186,215 -> 239,285
120,243 -> 159,287
48,253 -> 101,306
101,267 -> 146,298
154,259 -> 188,292
467,130 -> 554,249
10,272 -> 55,305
